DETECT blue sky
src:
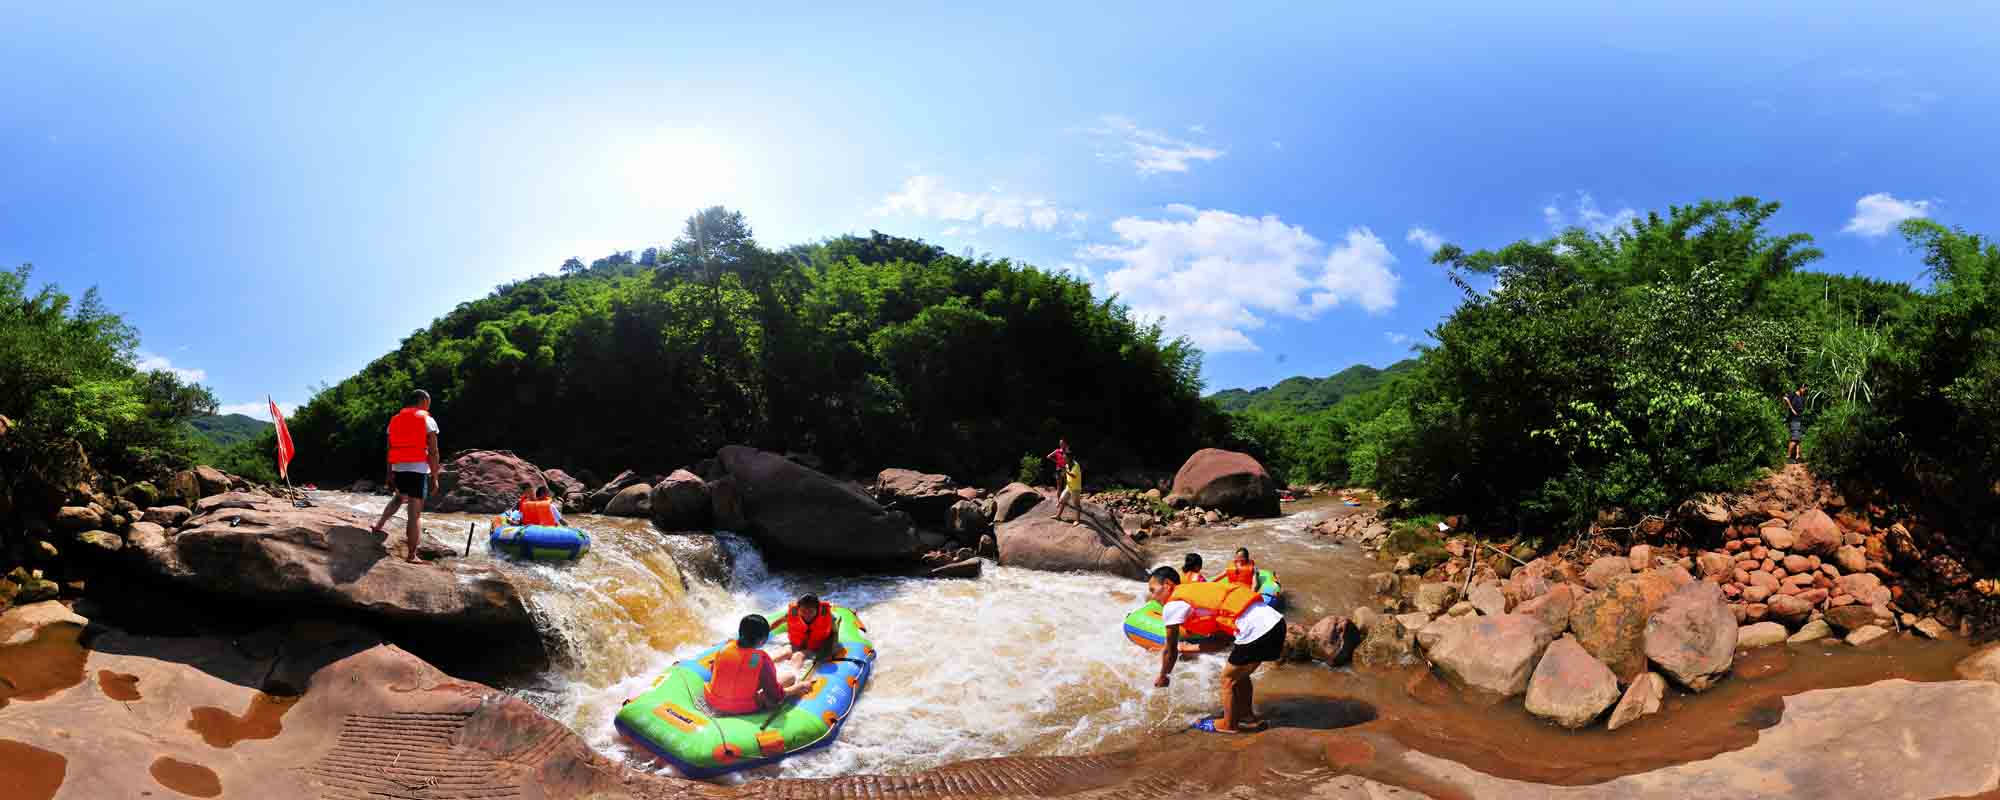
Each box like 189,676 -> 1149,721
5,2 -> 1996,417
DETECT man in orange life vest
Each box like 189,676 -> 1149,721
369,389 -> 441,564
769,593 -> 838,683
705,615 -> 810,716
1223,548 -> 1257,588
1148,565 -> 1284,733
517,486 -> 565,526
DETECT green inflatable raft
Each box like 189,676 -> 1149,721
1123,569 -> 1281,651
615,605 -> 876,778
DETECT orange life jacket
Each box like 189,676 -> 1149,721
1224,559 -> 1258,587
787,601 -> 836,652
704,643 -> 768,715
518,497 -> 557,527
1184,570 -> 1206,583
386,408 -> 431,464
1168,580 -> 1262,637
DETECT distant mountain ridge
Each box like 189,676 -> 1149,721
1208,359 -> 1417,415
189,413 -> 270,448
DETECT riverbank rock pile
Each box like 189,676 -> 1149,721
429,449 -> 549,513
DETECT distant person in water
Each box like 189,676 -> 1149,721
1182,553 -> 1207,582
769,593 -> 839,685
1056,459 -> 1085,524
1147,566 -> 1284,734
1224,548 -> 1257,587
705,614 -> 809,715
517,486 -> 564,526
1783,382 -> 1808,463
370,389 -> 440,564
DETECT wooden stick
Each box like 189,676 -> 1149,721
1484,541 -> 1530,567
464,522 -> 476,557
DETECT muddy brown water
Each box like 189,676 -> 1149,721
15,490 -> 1969,791
149,755 -> 222,797
0,739 -> 67,800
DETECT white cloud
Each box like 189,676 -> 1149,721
876,176 -> 1085,234
1088,115 -> 1224,175
1405,226 -> 1446,253
1385,332 -> 1414,346
1270,140 -> 1283,151
1544,191 -> 1637,236
1842,192 -> 1933,237
218,401 -> 294,420
133,351 -> 206,383
1080,207 -> 1399,352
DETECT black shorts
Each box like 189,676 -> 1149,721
1788,417 -> 1804,441
392,471 -> 430,501
1228,620 -> 1286,665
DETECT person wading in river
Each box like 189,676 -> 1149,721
370,389 -> 441,563
1147,566 -> 1284,733
1782,382 -> 1809,463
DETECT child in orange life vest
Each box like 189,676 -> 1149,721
516,487 -> 564,527
768,593 -> 838,686
1223,548 -> 1257,588
704,614 -> 808,716
1181,553 -> 1207,582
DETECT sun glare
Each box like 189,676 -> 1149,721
619,127 -> 744,214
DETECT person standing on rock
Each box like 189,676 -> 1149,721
1045,439 -> 1071,484
370,389 -> 441,564
1782,382 -> 1808,463
1147,566 -> 1283,734
1056,459 -> 1085,524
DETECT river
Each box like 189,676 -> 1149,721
318,492 -> 1975,787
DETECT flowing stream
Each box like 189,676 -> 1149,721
318,492 -> 1975,786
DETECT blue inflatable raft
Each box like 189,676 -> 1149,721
488,511 -> 590,561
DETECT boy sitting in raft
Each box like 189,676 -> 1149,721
1223,548 -> 1257,587
704,615 -> 811,715
516,487 -> 565,526
1147,566 -> 1283,733
1182,553 -> 1206,582
768,594 -> 839,685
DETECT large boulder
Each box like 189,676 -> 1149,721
1353,613 -> 1419,669
123,492 -> 546,667
1957,642 -> 2000,684
1516,583 -> 1579,634
120,480 -> 161,508
716,446 -> 921,565
1306,615 -> 1363,666
165,469 -> 202,507
873,469 -> 964,528
542,468 -> 588,505
54,504 -> 104,532
1568,576 -> 1651,681
602,484 -> 653,517
1644,580 -> 1737,691
650,469 -> 712,530
1790,508 -> 1843,556
994,501 -> 1146,579
431,450 -> 548,513
947,499 -> 994,543
1422,614 -> 1557,699
1582,556 -> 1632,590
1606,672 -> 1667,731
193,464 -> 232,497
140,505 -> 193,528
1525,635 -> 1621,729
1166,448 -> 1281,518
709,475 -> 748,531
993,482 -> 1045,523
585,470 -> 660,512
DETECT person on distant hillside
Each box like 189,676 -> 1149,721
705,615 -> 810,716
517,486 -> 564,526
1182,553 -> 1207,582
1223,548 -> 1257,587
370,389 -> 440,564
769,593 -> 839,685
1782,382 -> 1809,463
1146,566 -> 1284,734
1056,459 -> 1085,524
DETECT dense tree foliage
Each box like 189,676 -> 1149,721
285,213 -> 1218,484
1209,361 -> 1415,415
0,265 -> 219,506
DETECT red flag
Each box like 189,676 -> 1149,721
268,396 -> 295,481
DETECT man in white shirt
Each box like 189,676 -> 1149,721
1148,566 -> 1284,733
369,389 -> 441,564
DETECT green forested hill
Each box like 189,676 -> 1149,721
285,211 -> 1222,483
189,413 -> 268,447
1208,360 -> 1417,415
